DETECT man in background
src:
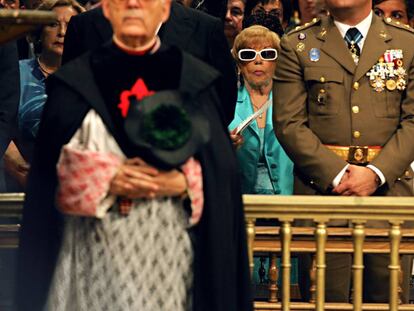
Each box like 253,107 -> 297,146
62,0 -> 237,125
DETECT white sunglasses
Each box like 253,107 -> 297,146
238,48 -> 278,61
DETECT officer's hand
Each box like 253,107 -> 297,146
230,128 -> 244,149
332,165 -> 378,196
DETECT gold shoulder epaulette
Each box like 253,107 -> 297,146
287,17 -> 320,36
383,17 -> 414,33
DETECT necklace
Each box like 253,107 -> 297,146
37,57 -> 55,76
251,102 -> 265,119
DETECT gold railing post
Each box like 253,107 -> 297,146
268,253 -> 279,303
309,255 -> 316,303
352,221 -> 366,311
281,221 -> 292,311
246,218 -> 256,277
315,221 -> 327,311
389,221 -> 402,311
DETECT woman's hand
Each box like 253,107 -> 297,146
230,128 -> 244,149
3,141 -> 30,187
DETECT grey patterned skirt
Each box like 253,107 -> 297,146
46,198 -> 193,311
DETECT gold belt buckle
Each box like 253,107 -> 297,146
348,146 -> 369,165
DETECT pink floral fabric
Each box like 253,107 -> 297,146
180,157 -> 204,226
56,146 -> 121,218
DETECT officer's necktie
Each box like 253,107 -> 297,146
344,27 -> 363,64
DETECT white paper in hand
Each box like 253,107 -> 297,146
235,98 -> 272,135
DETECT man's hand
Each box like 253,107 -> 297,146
230,128 -> 244,149
109,157 -> 187,199
332,165 -> 379,196
153,169 -> 187,197
109,157 -> 159,199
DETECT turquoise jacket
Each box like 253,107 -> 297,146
229,86 -> 294,194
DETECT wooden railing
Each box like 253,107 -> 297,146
244,195 -> 414,311
0,193 -> 23,249
2,194 -> 414,310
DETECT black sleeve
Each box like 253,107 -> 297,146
62,16 -> 82,64
0,41 -> 19,157
207,18 -> 238,126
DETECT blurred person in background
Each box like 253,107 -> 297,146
2,0 -> 84,191
0,0 -> 19,9
224,0 -> 246,48
177,0 -> 228,19
373,0 -> 414,27
243,0 -> 286,37
229,25 -> 293,196
290,0 -> 328,27
244,0 -> 293,30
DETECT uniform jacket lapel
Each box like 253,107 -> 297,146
319,17 -> 356,74
354,14 -> 392,82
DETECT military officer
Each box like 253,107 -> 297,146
273,0 -> 414,303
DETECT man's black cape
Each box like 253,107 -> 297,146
15,49 -> 252,311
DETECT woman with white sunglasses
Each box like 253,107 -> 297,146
229,25 -> 293,195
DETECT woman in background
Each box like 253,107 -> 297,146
229,25 -> 293,195
3,0 -> 84,190
373,0 -> 414,27
224,0 -> 246,48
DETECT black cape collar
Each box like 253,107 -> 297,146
53,45 -> 220,141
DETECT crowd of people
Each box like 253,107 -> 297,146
0,0 -> 414,309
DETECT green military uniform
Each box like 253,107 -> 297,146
273,13 -> 414,302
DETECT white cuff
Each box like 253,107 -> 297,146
332,164 -> 349,187
366,164 -> 386,186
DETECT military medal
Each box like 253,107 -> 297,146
296,42 -> 305,52
372,76 -> 385,92
386,79 -> 397,91
309,48 -> 320,62
366,49 -> 406,93
397,78 -> 406,91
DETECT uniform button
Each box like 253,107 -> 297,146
312,18 -> 317,23
353,82 -> 359,90
405,170 -> 410,177
353,131 -> 361,138
270,164 -> 277,169
310,180 -> 315,185
352,106 -> 359,113
319,89 -> 326,94
396,21 -> 401,25
386,17 -> 392,23
320,76 -> 325,83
